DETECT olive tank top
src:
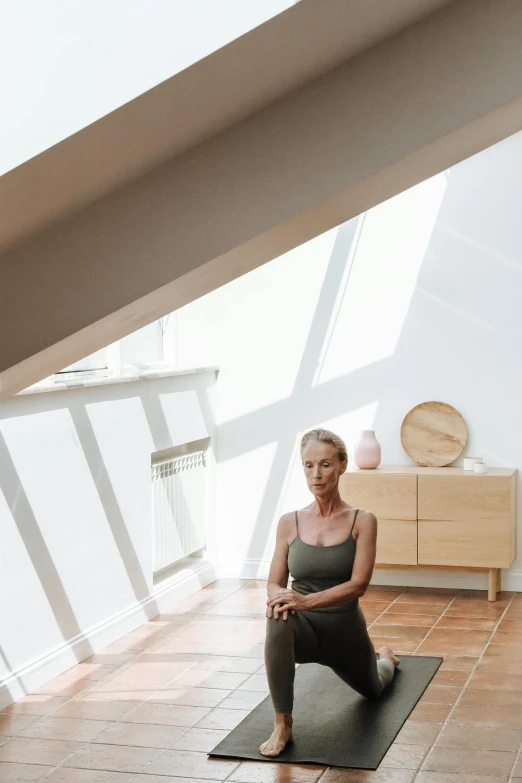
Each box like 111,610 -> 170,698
287,509 -> 360,613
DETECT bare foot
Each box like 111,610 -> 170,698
259,715 -> 293,757
378,645 -> 400,667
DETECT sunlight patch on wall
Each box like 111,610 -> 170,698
0,408 -> 134,634
316,174 -> 448,385
216,441 -> 279,562
86,396 -> 154,574
159,391 -> 209,446
416,286 -> 497,335
210,228 -> 339,424
259,431 -> 303,563
0,481 -> 63,674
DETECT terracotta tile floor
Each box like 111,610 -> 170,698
2,581 -> 522,782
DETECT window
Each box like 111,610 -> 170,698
55,348 -> 108,375
120,320 -> 163,370
51,318 -> 169,382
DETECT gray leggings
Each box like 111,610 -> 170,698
265,605 -> 395,713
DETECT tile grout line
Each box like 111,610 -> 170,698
89,579 -> 262,783
0,579 -> 255,781
367,586 -> 409,628
1,607 -> 200,729
364,590 -> 460,778
78,579 -> 262,779
412,590 -> 518,782
389,589 -> 466,778
369,587 -> 456,657
122,580 -> 264,783
411,591 -> 461,654
0,614 -> 194,751
31,598 -> 238,781
509,739 -> 522,783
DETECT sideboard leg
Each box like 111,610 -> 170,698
488,568 -> 499,601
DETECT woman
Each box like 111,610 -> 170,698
260,428 -> 399,757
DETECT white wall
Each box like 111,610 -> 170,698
0,0 -> 296,174
170,130 -> 522,591
0,370 -> 217,707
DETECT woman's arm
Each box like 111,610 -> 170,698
266,513 -> 295,619
268,511 -> 377,612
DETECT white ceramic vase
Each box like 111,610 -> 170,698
354,430 -> 381,469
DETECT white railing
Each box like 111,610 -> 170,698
151,450 -> 207,573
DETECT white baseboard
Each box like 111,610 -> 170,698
0,558 -> 217,712
214,558 -> 522,593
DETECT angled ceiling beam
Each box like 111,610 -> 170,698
1,0 -> 522,398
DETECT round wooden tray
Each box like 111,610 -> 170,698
400,401 -> 467,467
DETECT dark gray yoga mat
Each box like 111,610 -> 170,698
209,655 -> 442,769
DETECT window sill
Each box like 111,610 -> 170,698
17,366 -> 219,396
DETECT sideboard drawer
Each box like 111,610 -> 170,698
340,473 -> 417,519
418,474 -> 512,521
418,518 -> 512,568
376,518 -> 417,565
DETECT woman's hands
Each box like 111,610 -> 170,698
266,588 -> 310,619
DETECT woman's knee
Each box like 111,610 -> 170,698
266,614 -> 295,636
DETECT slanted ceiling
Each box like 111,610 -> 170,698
2,0 -> 522,399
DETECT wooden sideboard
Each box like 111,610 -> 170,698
339,466 -> 517,601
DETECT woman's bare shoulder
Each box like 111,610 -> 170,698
353,508 -> 377,535
355,508 -> 377,522
272,512 -> 298,550
275,511 -> 297,535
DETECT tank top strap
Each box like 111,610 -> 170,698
349,508 -> 360,538
295,510 -> 299,534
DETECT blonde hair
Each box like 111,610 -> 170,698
300,428 -> 348,463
